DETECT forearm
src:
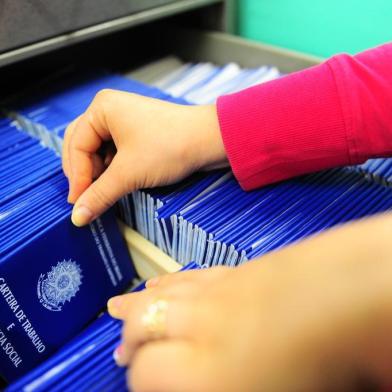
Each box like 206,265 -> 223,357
217,43 -> 392,190
240,213 -> 392,389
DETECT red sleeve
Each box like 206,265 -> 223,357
216,43 -> 392,190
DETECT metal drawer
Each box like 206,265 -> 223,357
162,28 -> 322,72
0,24 -> 323,278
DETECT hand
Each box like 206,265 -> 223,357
108,213 -> 392,392
62,89 -> 228,226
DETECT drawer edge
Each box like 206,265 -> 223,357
165,28 -> 324,72
118,222 -> 181,280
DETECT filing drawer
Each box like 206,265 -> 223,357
120,27 -> 323,279
0,4 -> 323,280
161,28 -> 322,72
0,7 -> 324,389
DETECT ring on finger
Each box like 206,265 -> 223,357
141,298 -> 169,340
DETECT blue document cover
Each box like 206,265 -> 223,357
0,210 -> 135,382
6,62 -> 392,388
6,262 -> 199,392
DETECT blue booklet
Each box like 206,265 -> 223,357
0,120 -> 136,382
5,63 -> 392,388
0,209 -> 135,382
6,262 -> 199,392
9,68 -> 392,271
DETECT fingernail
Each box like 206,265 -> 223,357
71,205 -> 93,227
145,277 -> 160,288
107,296 -> 123,317
113,345 -> 126,367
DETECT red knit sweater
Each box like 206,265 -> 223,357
217,43 -> 392,190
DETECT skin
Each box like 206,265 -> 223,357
63,89 -> 392,391
109,214 -> 392,391
63,89 -> 227,226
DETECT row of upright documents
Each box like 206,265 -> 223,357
6,263 -> 199,392
2,56 -> 392,390
0,117 -> 136,382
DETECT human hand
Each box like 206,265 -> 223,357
62,89 -> 228,226
108,213 -> 392,391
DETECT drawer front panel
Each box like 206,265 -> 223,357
0,0 -> 181,53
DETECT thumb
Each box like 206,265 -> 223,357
71,156 -> 128,227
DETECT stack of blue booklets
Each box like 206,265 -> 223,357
135,168 -> 392,266
8,64 -> 392,269
6,262 -> 199,392
4,59 -> 392,389
151,61 -> 281,104
0,118 -> 135,383
131,63 -> 392,266
351,157 -> 392,186
9,71 -> 188,156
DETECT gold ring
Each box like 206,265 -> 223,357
141,299 -> 168,340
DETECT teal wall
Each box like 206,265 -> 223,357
237,0 -> 392,58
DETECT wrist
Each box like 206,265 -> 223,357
188,104 -> 229,171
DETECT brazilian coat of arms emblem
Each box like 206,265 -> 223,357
37,260 -> 83,311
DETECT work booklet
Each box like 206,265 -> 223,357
4,59 -> 392,389
0,120 -> 136,382
6,262 -> 199,392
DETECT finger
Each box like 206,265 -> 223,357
67,91 -> 114,203
120,299 -> 195,364
62,116 -> 80,179
70,155 -> 127,226
146,266 -> 230,289
129,340 -> 203,392
67,113 -> 105,203
108,281 -> 200,321
108,294 -> 196,363
69,151 -> 105,201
